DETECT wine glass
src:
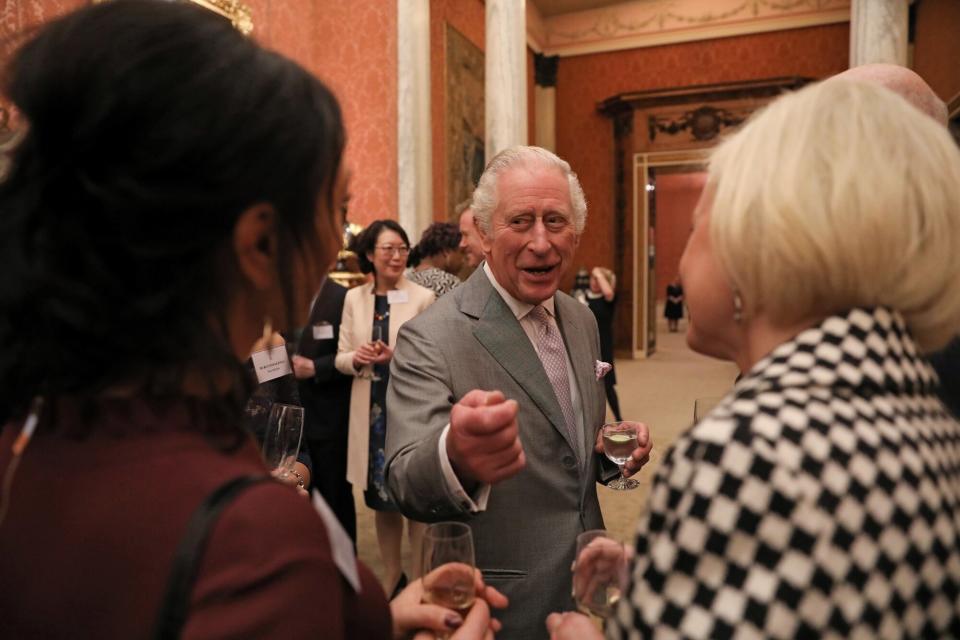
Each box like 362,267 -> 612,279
261,403 -> 304,480
572,529 -> 627,618
420,522 -> 476,639
601,421 -> 641,490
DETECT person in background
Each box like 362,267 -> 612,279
244,328 -> 311,495
571,267 -> 590,305
585,267 -> 622,421
407,222 -> 463,298
549,78 -> 960,639
335,219 -> 435,596
664,275 -> 684,332
457,199 -> 485,276
292,277 -> 356,541
0,3 -> 501,638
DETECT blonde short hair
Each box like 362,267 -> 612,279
471,146 -> 587,235
708,79 -> 960,352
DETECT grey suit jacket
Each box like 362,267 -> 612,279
386,268 -> 608,640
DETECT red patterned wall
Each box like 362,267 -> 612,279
0,0 -> 84,98
556,23 -> 849,290
430,0 -> 485,221
0,1 -> 398,228
250,0 -> 398,227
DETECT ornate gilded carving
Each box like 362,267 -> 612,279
648,105 -> 746,142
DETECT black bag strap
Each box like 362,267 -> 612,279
151,475 -> 272,640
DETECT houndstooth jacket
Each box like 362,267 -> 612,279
610,307 -> 960,639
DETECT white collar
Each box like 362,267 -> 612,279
482,262 -> 556,321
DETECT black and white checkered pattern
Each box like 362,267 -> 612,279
609,307 -> 960,639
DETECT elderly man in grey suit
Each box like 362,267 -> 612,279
386,146 -> 652,639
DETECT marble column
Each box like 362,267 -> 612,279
849,0 -> 908,67
534,53 -> 558,152
486,0 -> 528,159
397,0 -> 432,240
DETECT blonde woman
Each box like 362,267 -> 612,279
550,79 -> 960,638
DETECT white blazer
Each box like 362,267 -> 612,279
334,277 -> 434,488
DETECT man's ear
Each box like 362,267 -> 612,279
479,222 -> 493,256
233,203 -> 279,290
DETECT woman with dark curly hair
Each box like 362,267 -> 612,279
336,219 -> 434,596
407,222 -> 464,297
0,3 -> 501,638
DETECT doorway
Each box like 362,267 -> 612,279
630,151 -> 707,357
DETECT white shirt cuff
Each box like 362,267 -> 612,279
438,424 -> 490,512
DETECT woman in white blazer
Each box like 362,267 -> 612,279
335,219 -> 434,595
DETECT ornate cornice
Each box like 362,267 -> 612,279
534,0 -> 850,57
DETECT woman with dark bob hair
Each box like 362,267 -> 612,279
0,2 -> 500,638
407,222 -> 463,297
336,219 -> 434,597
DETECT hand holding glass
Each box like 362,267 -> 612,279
261,403 -> 304,480
602,421 -> 642,490
370,325 -> 384,381
572,529 -> 627,618
421,522 -> 476,639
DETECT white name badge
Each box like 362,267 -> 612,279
312,490 -> 360,592
387,289 -> 408,305
312,322 -> 334,340
250,346 -> 293,383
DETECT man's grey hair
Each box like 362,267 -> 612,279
470,146 -> 588,235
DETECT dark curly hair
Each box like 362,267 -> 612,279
353,219 -> 410,275
407,222 -> 461,268
0,0 -> 345,425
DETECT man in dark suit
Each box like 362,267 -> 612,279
292,277 -> 356,543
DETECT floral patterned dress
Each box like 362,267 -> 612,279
364,294 -> 396,511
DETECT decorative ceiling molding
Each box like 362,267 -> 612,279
531,0 -> 850,57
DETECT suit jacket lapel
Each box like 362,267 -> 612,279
461,272 -> 578,455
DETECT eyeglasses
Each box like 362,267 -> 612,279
375,244 -> 410,256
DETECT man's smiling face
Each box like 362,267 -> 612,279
481,163 -> 579,305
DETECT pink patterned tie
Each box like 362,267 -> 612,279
529,305 -> 579,463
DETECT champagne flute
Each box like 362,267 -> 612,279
261,403 -> 304,480
421,522 -> 476,639
602,421 -> 641,490
370,325 -> 384,382
572,529 -> 627,618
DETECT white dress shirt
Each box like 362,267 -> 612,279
437,263 -> 584,512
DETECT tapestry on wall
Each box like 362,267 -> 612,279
445,23 -> 483,217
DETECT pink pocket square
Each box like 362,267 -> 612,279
595,360 -> 612,380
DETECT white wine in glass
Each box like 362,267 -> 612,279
261,403 -> 304,479
370,325 -> 384,381
572,529 -> 627,618
602,421 -> 640,490
421,522 -> 476,638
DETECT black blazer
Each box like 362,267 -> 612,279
296,278 -> 353,442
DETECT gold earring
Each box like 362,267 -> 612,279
733,292 -> 743,323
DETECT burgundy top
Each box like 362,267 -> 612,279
0,397 -> 391,639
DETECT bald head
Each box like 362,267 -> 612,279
835,63 -> 948,126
